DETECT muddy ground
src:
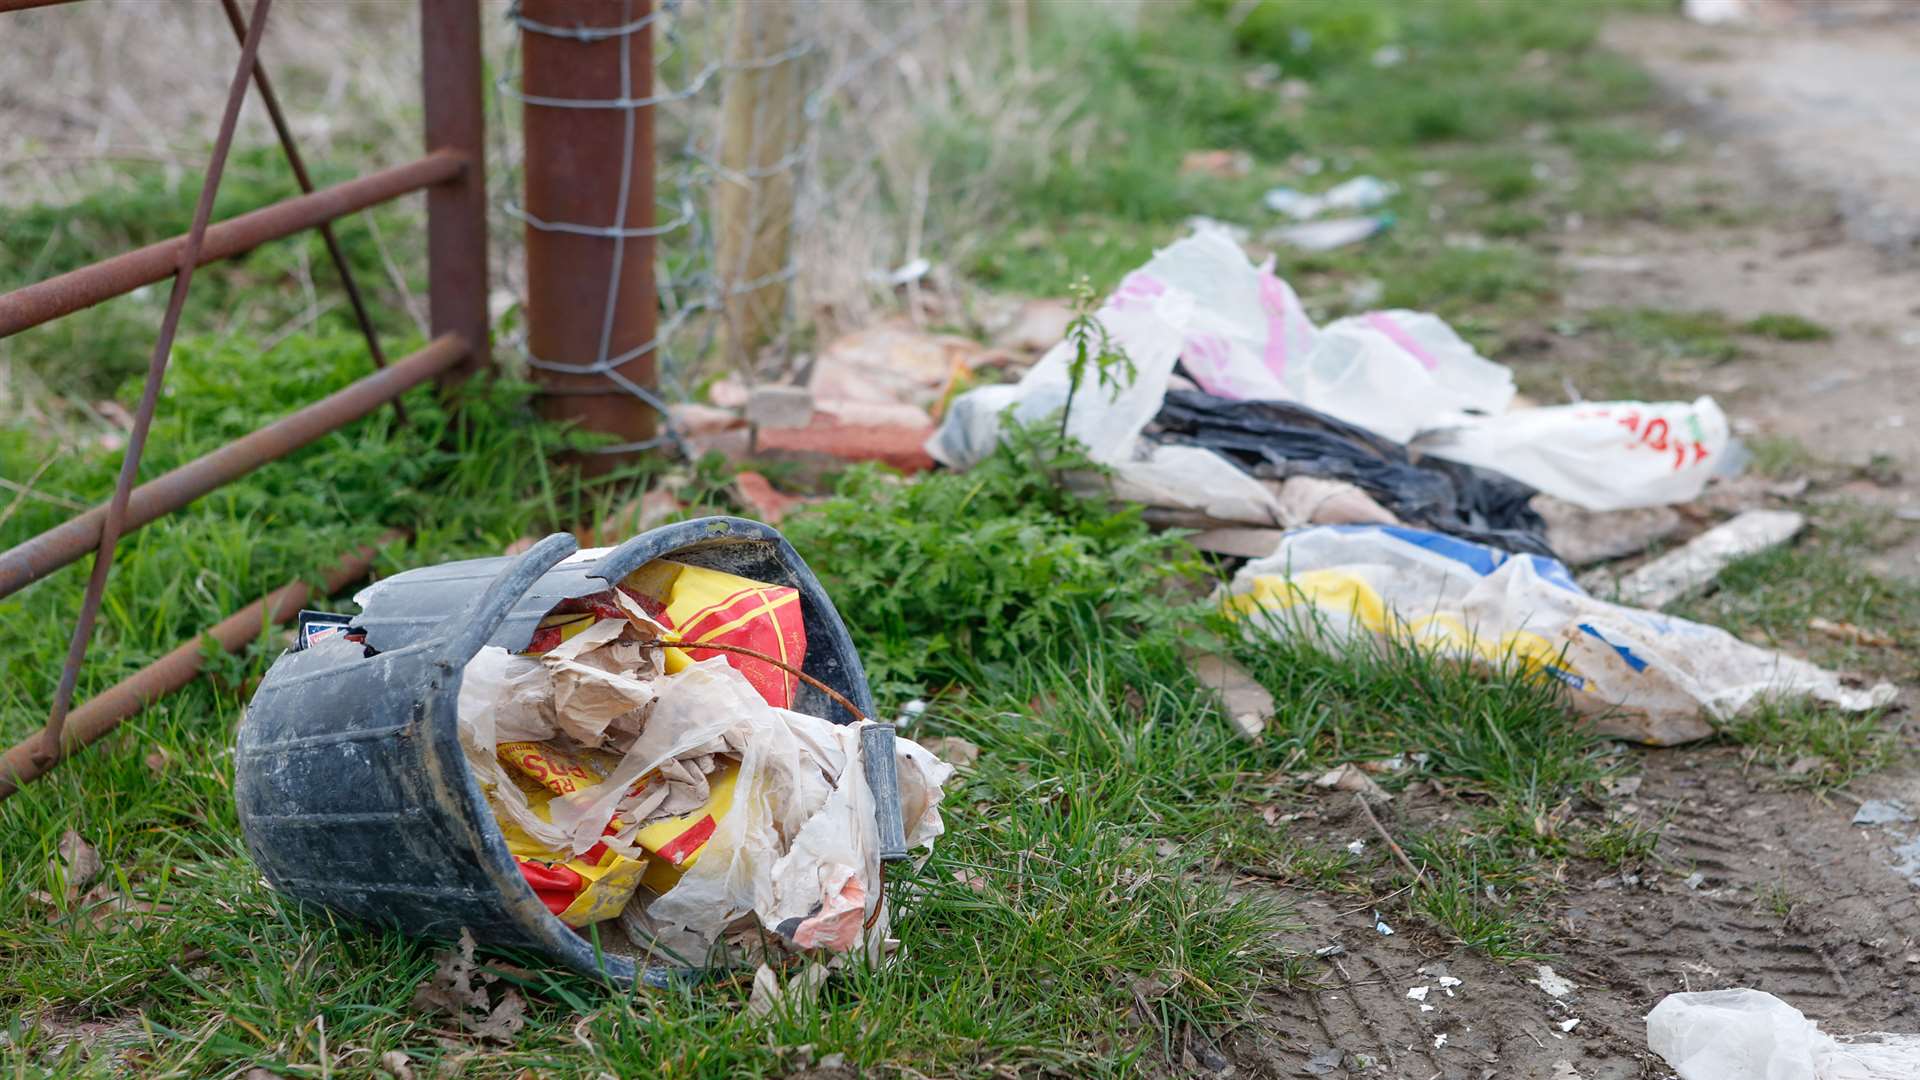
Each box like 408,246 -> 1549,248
1222,11 -> 1920,1078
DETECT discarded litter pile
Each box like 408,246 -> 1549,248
1222,526 -> 1894,745
454,559 -> 952,960
237,525 -> 952,986
929,225 -> 1884,743
1649,988 -> 1920,1079
930,225 -> 1730,535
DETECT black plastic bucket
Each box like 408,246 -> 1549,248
233,517 -> 875,987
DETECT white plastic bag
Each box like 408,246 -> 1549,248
1300,311 -> 1515,442
1649,989 -> 1920,1080
1222,525 -> 1894,745
1412,397 -> 1731,511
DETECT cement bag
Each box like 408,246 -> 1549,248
1222,525 -> 1894,745
1649,989 -> 1920,1080
1297,312 -> 1516,444
1411,397 -> 1730,511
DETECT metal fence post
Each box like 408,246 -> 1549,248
421,0 -> 492,377
519,0 -> 659,471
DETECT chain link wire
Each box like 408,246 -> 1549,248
491,0 -> 964,459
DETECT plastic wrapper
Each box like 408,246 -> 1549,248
1222,525 -> 1895,745
1648,989 -> 1920,1080
1155,389 -> 1553,556
1411,397 -> 1731,511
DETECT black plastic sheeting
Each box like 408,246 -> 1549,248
1154,389 -> 1556,557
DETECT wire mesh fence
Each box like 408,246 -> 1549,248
485,0 -> 975,456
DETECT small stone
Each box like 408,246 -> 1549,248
744,384 -> 815,429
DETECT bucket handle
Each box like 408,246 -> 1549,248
437,532 -> 579,669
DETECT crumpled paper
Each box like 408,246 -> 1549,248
639,658 -> 953,957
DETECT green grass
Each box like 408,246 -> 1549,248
1744,313 -> 1832,342
955,0 -> 1656,335
6,0 -> 1913,1072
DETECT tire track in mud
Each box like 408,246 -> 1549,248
1221,750 -> 1919,1078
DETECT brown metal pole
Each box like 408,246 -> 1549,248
0,334 -> 466,601
520,0 -> 658,471
421,0 -> 492,379
215,0 -> 402,422
0,533 -> 401,801
0,152 -> 464,338
37,0 -> 274,779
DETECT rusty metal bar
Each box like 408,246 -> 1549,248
0,533 -> 401,801
38,0 -> 274,781
0,333 -> 466,601
520,0 -> 658,470
421,0 -> 491,380
0,151 -> 465,338
215,0 -> 403,424
0,0 -> 84,12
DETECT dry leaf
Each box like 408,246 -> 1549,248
54,830 -> 103,903
380,1050 -> 416,1080
1127,974 -> 1173,1028
72,884 -> 161,930
1312,763 -> 1391,803
951,870 -> 989,894
411,930 -> 522,1042
469,990 -> 527,1044
1809,617 -> 1894,648
143,748 -> 171,775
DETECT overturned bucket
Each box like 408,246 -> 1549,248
234,517 -> 889,986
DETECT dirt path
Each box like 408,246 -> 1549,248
1590,12 -> 1920,576
1229,750 -> 1920,1079
1224,12 -> 1920,1078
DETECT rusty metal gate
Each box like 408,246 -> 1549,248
0,0 -> 491,799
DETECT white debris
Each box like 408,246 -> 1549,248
1347,839 -> 1368,856
1433,1033 -> 1448,1048
1438,975 -> 1463,996
1532,965 -> 1577,999
1408,986 -> 1431,1002
1559,1018 -> 1581,1033
1373,913 -> 1394,936
1611,510 -> 1804,609
1684,872 -> 1707,891
1650,988 -> 1920,1079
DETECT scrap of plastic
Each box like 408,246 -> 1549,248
1300,310 -> 1515,443
1154,390 -> 1554,556
1411,397 -> 1732,512
1263,176 -> 1397,220
1222,525 -> 1895,745
1268,214 -> 1392,252
1648,989 -> 1920,1080
1607,509 -> 1803,609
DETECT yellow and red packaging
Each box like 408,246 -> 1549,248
495,740 -> 649,927
631,763 -> 738,895
620,561 -> 808,708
